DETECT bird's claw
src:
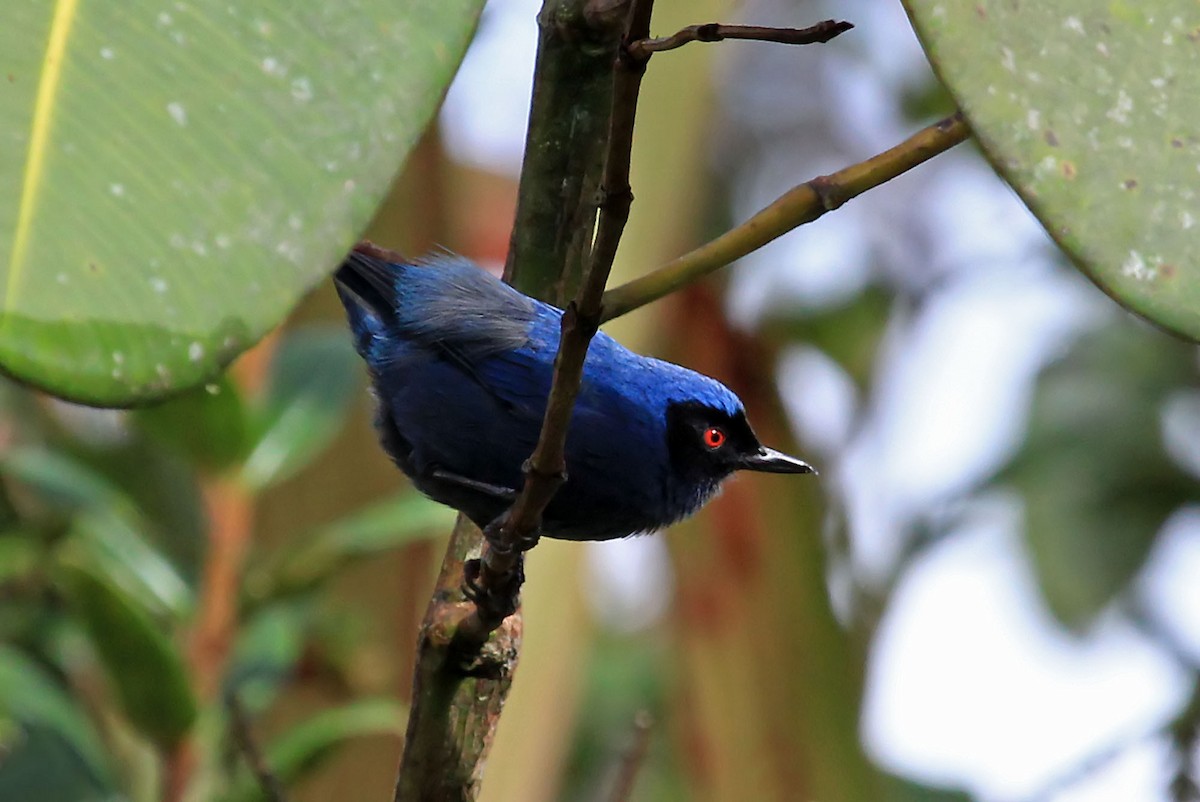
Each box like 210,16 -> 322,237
459,515 -> 538,625
460,556 -> 523,623
513,531 -> 541,553
461,558 -> 485,604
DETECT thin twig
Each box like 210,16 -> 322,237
1125,603 -> 1200,801
1170,680 -> 1200,802
1016,605 -> 1200,802
1016,724 -> 1159,802
227,693 -> 289,802
628,19 -> 852,59
608,711 -> 654,802
1014,682 -> 1200,802
600,112 -> 971,322
456,0 -> 658,645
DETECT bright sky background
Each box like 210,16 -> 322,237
439,1 -> 1200,799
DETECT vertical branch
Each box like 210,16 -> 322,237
189,476 -> 255,700
162,474 -> 254,802
505,0 -> 631,301
169,338 -> 274,801
160,741 -> 196,802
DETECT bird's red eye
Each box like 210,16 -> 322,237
703,427 -> 726,449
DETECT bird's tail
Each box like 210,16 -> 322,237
333,244 -> 404,353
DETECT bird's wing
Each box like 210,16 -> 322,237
337,249 -> 544,362
338,249 -> 571,425
406,282 -> 561,415
464,342 -> 556,415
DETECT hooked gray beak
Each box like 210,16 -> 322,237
738,446 -> 816,475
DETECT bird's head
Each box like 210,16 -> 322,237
665,400 -> 814,491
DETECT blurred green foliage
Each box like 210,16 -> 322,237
226,698 -> 408,802
0,325 -> 448,800
1001,323 -> 1200,630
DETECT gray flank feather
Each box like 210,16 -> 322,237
400,254 -> 538,355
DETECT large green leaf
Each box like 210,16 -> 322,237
904,1 -> 1200,340
0,1 -> 484,405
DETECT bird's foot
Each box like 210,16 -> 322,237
481,512 -> 541,555
458,514 -> 540,626
461,556 -> 524,624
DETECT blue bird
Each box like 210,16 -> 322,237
334,249 -> 814,542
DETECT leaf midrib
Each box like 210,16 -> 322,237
6,0 -> 81,311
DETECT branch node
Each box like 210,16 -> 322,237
522,456 -> 569,487
598,183 -> 634,211
807,175 -> 844,212
939,110 -> 967,133
562,303 -> 602,341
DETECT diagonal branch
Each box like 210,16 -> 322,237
599,112 -> 971,322
627,19 -> 852,59
456,0 -> 657,645
227,693 -> 288,802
